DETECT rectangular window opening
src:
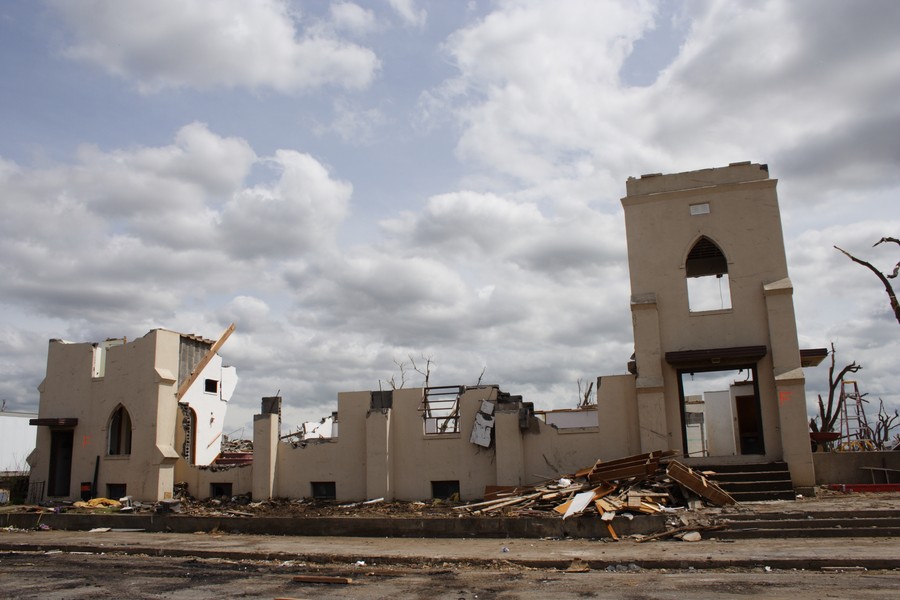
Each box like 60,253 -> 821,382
106,483 -> 127,500
688,273 -> 732,312
423,386 -> 462,434
311,481 -> 336,500
431,480 -> 460,500
204,378 -> 219,394
209,482 -> 232,498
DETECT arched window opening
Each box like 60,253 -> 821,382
686,237 -> 732,312
108,405 -> 132,455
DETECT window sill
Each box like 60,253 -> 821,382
422,433 -> 461,440
689,308 -> 733,316
554,427 -> 600,435
105,454 -> 131,460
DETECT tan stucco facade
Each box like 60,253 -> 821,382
28,328 -> 239,502
29,163 -> 819,503
619,162 -> 815,488
253,386 -> 631,502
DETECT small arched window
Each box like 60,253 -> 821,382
686,237 -> 732,312
108,405 -> 133,455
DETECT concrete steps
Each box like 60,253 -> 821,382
715,509 -> 900,539
703,461 -> 795,502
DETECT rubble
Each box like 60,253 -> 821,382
454,450 -> 735,521
220,435 -> 253,453
9,451 -> 738,540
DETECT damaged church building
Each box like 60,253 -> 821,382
27,162 -> 826,503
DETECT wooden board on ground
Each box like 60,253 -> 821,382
666,460 -> 736,506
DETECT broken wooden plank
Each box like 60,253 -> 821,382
588,462 -> 657,482
638,501 -> 662,514
292,575 -> 353,584
666,460 -> 736,506
562,489 -> 597,519
553,497 -> 574,516
594,497 -> 622,513
473,492 -> 544,514
637,523 -> 727,543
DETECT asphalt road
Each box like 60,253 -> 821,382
2,550 -> 899,600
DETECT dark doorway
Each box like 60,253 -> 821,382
48,429 -> 74,497
735,394 -> 765,454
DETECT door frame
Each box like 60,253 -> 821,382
676,362 -> 764,457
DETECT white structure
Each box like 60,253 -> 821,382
1,411 -> 37,474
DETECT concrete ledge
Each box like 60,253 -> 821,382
1,513 -> 666,539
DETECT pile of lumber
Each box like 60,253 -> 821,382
453,450 -> 735,519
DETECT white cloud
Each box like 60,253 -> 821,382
0,125 -> 351,328
430,0 -> 900,206
220,150 -> 352,260
315,99 -> 388,145
330,2 -> 377,35
386,0 -> 426,29
51,0 -> 380,93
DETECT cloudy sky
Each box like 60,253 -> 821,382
1,0 -> 898,436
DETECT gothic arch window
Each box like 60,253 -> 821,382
108,405 -> 133,455
686,237 -> 732,312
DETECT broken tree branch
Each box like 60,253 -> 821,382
409,354 -> 434,388
835,242 -> 900,326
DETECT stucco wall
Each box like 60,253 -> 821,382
175,464 -> 253,499
258,385 -> 634,502
812,451 -> 900,485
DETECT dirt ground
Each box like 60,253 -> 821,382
2,550 -> 899,600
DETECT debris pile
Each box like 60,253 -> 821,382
453,451 -> 735,521
220,436 -> 253,453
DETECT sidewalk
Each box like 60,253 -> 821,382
2,529 -> 899,571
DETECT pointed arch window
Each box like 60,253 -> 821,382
108,405 -> 133,455
686,237 -> 732,312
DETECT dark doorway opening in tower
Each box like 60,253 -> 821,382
677,365 -> 764,457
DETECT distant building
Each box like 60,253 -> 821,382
1,410 -> 37,475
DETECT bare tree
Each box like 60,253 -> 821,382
872,398 -> 900,449
835,237 -> 900,326
385,358 -> 409,390
409,354 -> 434,388
809,342 -> 862,434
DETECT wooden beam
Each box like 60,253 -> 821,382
666,460 -> 736,506
292,575 -> 352,584
175,323 -> 235,399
